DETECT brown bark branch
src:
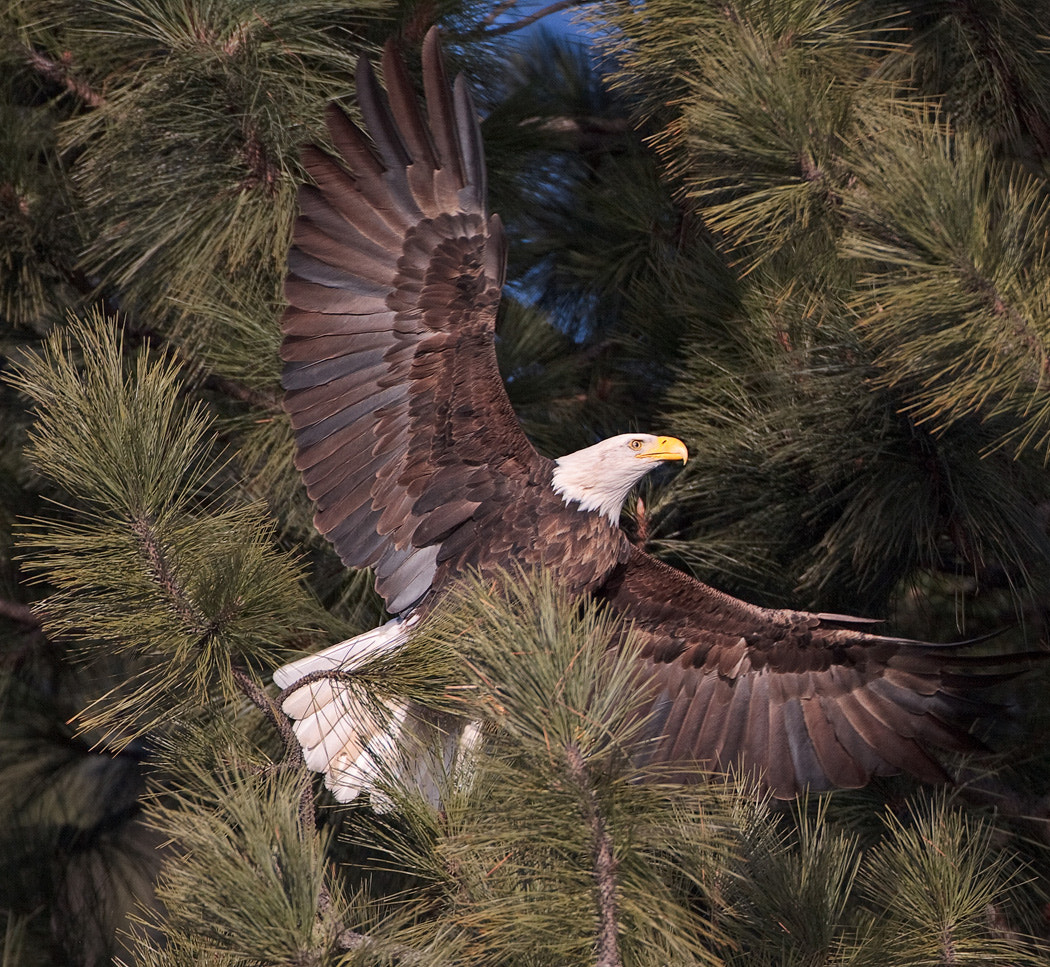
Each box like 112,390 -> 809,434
237,122 -> 281,195
482,0 -> 521,28
231,664 -> 299,761
203,372 -> 279,410
130,514 -> 217,642
23,47 -> 104,108
565,742 -> 622,967
230,662 -> 314,833
464,0 -> 590,39
336,927 -> 432,961
530,116 -> 634,154
955,766 -> 1050,845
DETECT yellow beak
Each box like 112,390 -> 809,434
636,436 -> 688,464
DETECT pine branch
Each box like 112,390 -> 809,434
950,0 -> 1050,158
130,511 -> 271,656
51,262 -> 280,413
230,664 -> 300,764
131,515 -> 210,640
22,46 -> 104,107
480,0 -> 520,28
462,0 -> 589,39
531,115 -> 633,153
334,924 -> 431,962
954,768 -> 1050,847
238,123 -> 281,195
565,741 -> 622,967
202,372 -> 279,410
229,662 -> 317,837
959,261 -> 1048,386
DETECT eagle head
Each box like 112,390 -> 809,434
551,433 -> 689,523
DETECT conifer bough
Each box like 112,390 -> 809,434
273,27 -> 1037,806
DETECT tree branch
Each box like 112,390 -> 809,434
23,47 -> 104,108
336,926 -> 431,962
237,122 -> 281,195
565,742 -> 622,967
482,0 -> 520,28
231,664 -> 299,759
203,372 -> 279,410
531,115 -> 634,153
231,661 -> 317,837
131,515 -> 209,637
463,0 -> 591,39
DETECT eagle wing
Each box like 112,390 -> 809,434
282,30 -> 546,613
599,545 -> 1020,798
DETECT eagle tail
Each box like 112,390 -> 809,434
273,617 -> 475,808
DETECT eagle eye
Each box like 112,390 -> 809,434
629,439 -> 643,450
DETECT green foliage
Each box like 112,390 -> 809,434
10,312 -> 310,739
138,761 -> 348,964
856,794 -> 1045,966
0,84 -> 79,332
341,573 -> 738,965
48,0 -> 383,325
594,0 -> 1050,618
717,797 -> 865,967
844,115 -> 1050,450
702,791 -> 1047,967
480,30 -> 728,440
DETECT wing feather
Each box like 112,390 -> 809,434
355,55 -> 412,171
293,386 -> 402,454
283,29 -> 559,614
600,545 -> 1030,798
294,182 -> 398,265
738,673 -> 771,780
763,699 -> 797,795
801,696 -> 868,789
380,44 -> 437,168
420,31 -> 464,197
301,139 -> 406,248
284,275 -> 390,315
670,673 -> 717,760
712,675 -> 752,767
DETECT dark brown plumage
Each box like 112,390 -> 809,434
276,27 -> 1034,803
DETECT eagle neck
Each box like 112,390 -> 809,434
550,454 -> 632,524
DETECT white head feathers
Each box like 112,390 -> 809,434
551,433 -> 689,523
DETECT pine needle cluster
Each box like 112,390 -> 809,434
594,0 -> 1050,623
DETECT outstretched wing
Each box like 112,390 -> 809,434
599,546 -> 1026,798
282,29 -> 548,613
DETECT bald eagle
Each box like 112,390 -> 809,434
274,29 -> 1027,805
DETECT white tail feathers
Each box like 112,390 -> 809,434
273,617 -> 477,808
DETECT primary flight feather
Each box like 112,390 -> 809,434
275,28 -> 1027,804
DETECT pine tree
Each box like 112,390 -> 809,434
1,0 -> 1049,964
